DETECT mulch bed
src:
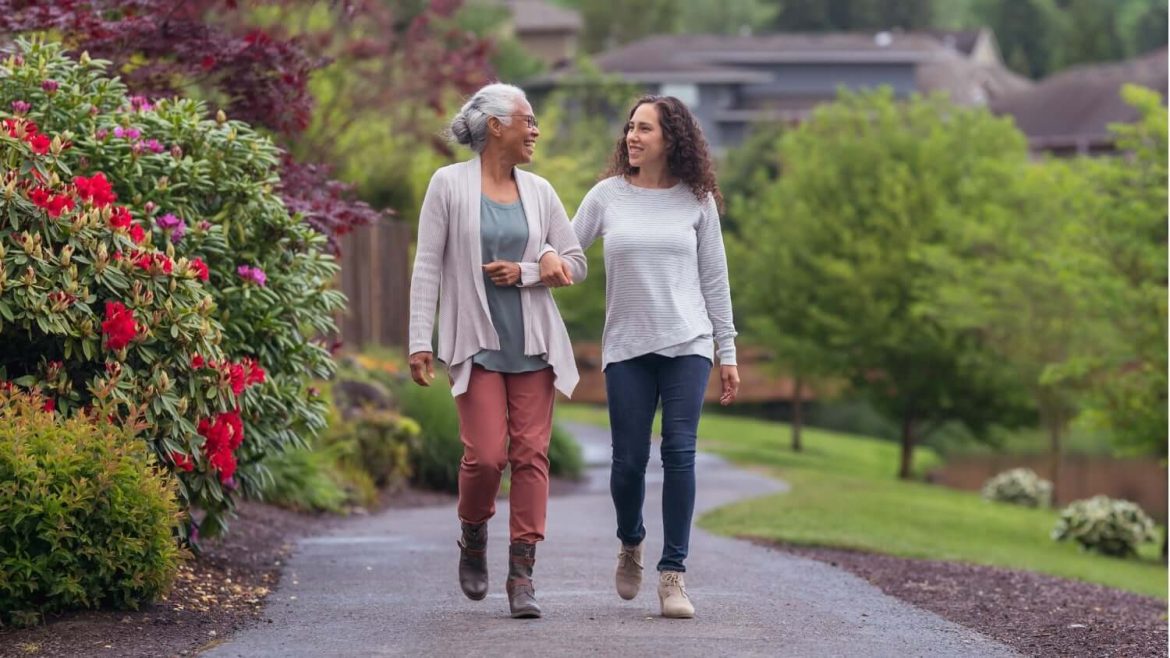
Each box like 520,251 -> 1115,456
760,541 -> 1168,658
0,488 -> 454,658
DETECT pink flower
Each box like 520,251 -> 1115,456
237,265 -> 267,287
10,100 -> 30,114
145,139 -> 164,154
129,96 -> 154,112
95,128 -> 108,140
113,126 -> 125,139
41,80 -> 58,93
156,213 -> 186,242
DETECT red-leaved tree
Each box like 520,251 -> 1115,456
0,0 -> 496,253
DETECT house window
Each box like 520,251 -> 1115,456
660,83 -> 700,108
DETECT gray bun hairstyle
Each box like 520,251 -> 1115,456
448,83 -> 528,153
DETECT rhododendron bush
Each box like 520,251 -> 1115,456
0,39 -> 344,537
0,117 -> 255,538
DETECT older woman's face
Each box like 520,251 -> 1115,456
492,99 -> 539,164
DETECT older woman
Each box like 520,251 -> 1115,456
407,83 -> 585,619
573,95 -> 739,619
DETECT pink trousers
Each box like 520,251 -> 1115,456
454,365 -> 555,544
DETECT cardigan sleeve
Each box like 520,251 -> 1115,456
407,170 -> 449,355
518,182 -> 587,287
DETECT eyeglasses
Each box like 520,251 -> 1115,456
503,114 -> 538,129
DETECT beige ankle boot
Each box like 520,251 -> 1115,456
657,571 -> 694,618
615,543 -> 643,600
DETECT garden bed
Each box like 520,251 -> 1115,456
0,488 -> 453,658
766,542 -> 1167,658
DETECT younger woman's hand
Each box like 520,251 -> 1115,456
483,261 -> 521,286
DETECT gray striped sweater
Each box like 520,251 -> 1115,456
572,176 -> 737,369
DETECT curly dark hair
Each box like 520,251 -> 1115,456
604,95 -> 723,211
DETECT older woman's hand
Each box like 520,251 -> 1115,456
539,251 -> 573,287
483,261 -> 521,286
409,351 -> 435,387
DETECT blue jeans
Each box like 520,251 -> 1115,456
605,354 -> 711,573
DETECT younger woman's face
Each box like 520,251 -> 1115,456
626,102 -> 667,169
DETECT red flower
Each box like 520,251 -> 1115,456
28,186 -> 50,208
198,410 -> 245,483
109,206 -> 133,229
73,172 -> 116,207
209,449 -> 237,483
26,133 -> 50,155
101,301 -> 137,350
45,194 -> 73,218
171,451 -> 195,472
129,223 -> 147,244
226,362 -> 247,395
189,257 -> 209,282
133,251 -> 173,275
192,354 -> 205,368
245,359 -> 266,386
41,397 -> 56,413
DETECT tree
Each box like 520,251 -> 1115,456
771,0 -> 935,31
576,0 -> 681,52
925,161 -> 1109,498
727,201 -> 838,452
946,0 -> 1169,78
735,88 -> 1034,478
1077,85 -> 1168,460
0,0 -> 501,253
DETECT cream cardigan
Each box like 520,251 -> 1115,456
407,157 -> 586,397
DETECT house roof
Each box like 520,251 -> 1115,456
592,33 -> 948,75
921,29 -> 984,56
503,0 -> 582,33
918,50 -> 1033,104
990,48 -> 1168,146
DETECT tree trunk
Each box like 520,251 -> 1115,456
898,414 -> 915,480
791,377 -> 804,452
1047,420 -> 1063,505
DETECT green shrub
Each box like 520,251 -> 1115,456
0,38 -> 345,535
1052,495 -> 1157,557
981,467 -> 1053,508
258,442 -> 349,514
346,410 -> 420,488
0,390 -> 182,628
399,381 -> 463,493
548,423 -> 584,480
398,380 -> 584,491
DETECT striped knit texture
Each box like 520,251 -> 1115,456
573,176 -> 737,369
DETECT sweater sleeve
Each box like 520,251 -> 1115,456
518,182 -> 588,287
407,170 -> 449,355
696,195 -> 738,365
571,183 -> 606,251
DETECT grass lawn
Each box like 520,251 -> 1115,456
556,403 -> 1168,600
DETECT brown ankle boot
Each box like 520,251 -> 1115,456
457,522 -> 488,600
506,542 -> 541,618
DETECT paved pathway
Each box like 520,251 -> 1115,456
204,422 -> 1018,657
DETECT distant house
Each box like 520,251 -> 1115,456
530,29 -> 1031,152
991,48 -> 1168,156
497,0 -> 582,69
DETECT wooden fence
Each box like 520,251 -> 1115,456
336,219 -> 413,351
